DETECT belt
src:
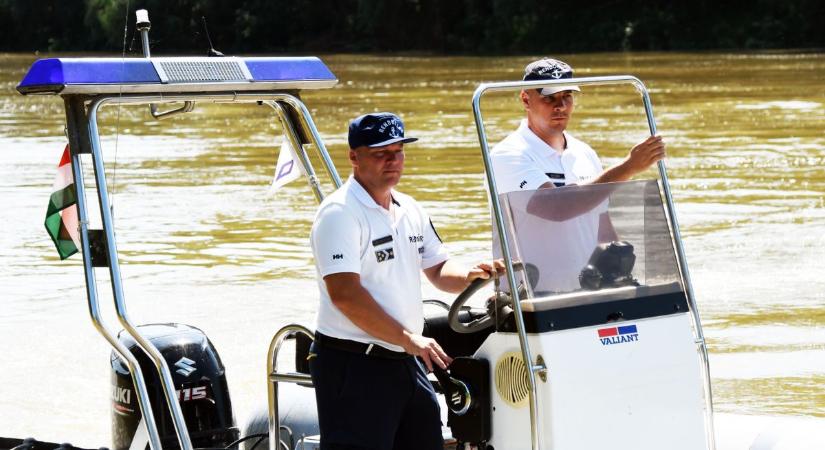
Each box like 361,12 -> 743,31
314,332 -> 410,360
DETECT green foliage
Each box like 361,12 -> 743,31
0,0 -> 822,53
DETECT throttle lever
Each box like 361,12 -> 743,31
432,366 -> 472,416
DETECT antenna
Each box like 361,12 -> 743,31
136,9 -> 151,57
135,9 -> 196,120
201,16 -> 224,57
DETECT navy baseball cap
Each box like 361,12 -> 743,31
523,58 -> 581,96
348,112 -> 418,149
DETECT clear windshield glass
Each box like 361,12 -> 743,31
493,180 -> 682,301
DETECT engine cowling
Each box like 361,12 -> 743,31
110,323 -> 238,450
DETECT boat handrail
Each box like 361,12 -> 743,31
66,103 -> 163,449
267,323 -> 316,450
70,90 -> 341,450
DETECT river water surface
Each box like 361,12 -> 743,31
1,52 -> 824,446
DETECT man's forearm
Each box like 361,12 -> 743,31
324,273 -> 452,368
592,161 -> 635,184
325,274 -> 410,347
424,259 -> 503,294
424,260 -> 472,294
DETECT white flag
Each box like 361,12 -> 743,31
270,140 -> 304,191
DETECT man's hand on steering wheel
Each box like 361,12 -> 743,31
450,261 -> 537,334
465,259 -> 506,285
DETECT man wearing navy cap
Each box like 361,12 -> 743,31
309,112 -> 501,449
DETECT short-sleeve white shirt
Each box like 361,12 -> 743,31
491,119 -> 603,193
310,176 -> 449,352
490,120 -> 606,292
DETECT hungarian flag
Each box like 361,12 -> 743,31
45,144 -> 80,259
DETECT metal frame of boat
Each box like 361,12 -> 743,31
18,49 -> 344,450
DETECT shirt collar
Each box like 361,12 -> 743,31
347,176 -> 405,217
517,119 -> 568,155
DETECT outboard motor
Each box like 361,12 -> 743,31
110,323 -> 238,450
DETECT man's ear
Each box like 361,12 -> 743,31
348,149 -> 358,167
520,90 -> 530,109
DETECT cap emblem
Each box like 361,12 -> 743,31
348,112 -> 418,148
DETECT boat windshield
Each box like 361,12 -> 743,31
494,179 -> 683,303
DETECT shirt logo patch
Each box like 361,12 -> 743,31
409,235 -> 423,243
418,247 -> 424,254
332,254 -> 343,260
375,248 -> 394,262
519,180 -> 528,189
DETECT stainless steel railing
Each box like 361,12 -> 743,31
266,324 -> 316,450
76,91 -> 340,450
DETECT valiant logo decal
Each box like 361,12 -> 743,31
175,357 -> 197,377
597,325 -> 639,345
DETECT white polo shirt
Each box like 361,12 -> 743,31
490,120 -> 606,293
310,176 -> 449,352
491,119 -> 603,192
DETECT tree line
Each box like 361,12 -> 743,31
1,0 -> 823,54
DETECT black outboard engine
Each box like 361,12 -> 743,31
110,323 -> 238,450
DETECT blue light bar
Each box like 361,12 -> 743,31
17,56 -> 337,95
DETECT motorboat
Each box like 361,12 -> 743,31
5,9 -> 824,450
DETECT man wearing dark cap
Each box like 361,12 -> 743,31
489,58 -> 665,292
309,112 -> 501,449
492,57 -> 665,193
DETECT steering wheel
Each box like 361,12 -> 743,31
448,262 -> 538,334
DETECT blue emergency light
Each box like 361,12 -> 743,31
17,56 -> 337,95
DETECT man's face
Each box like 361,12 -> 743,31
350,142 -> 405,190
522,89 -> 576,132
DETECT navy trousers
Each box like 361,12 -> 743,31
308,341 -> 443,450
